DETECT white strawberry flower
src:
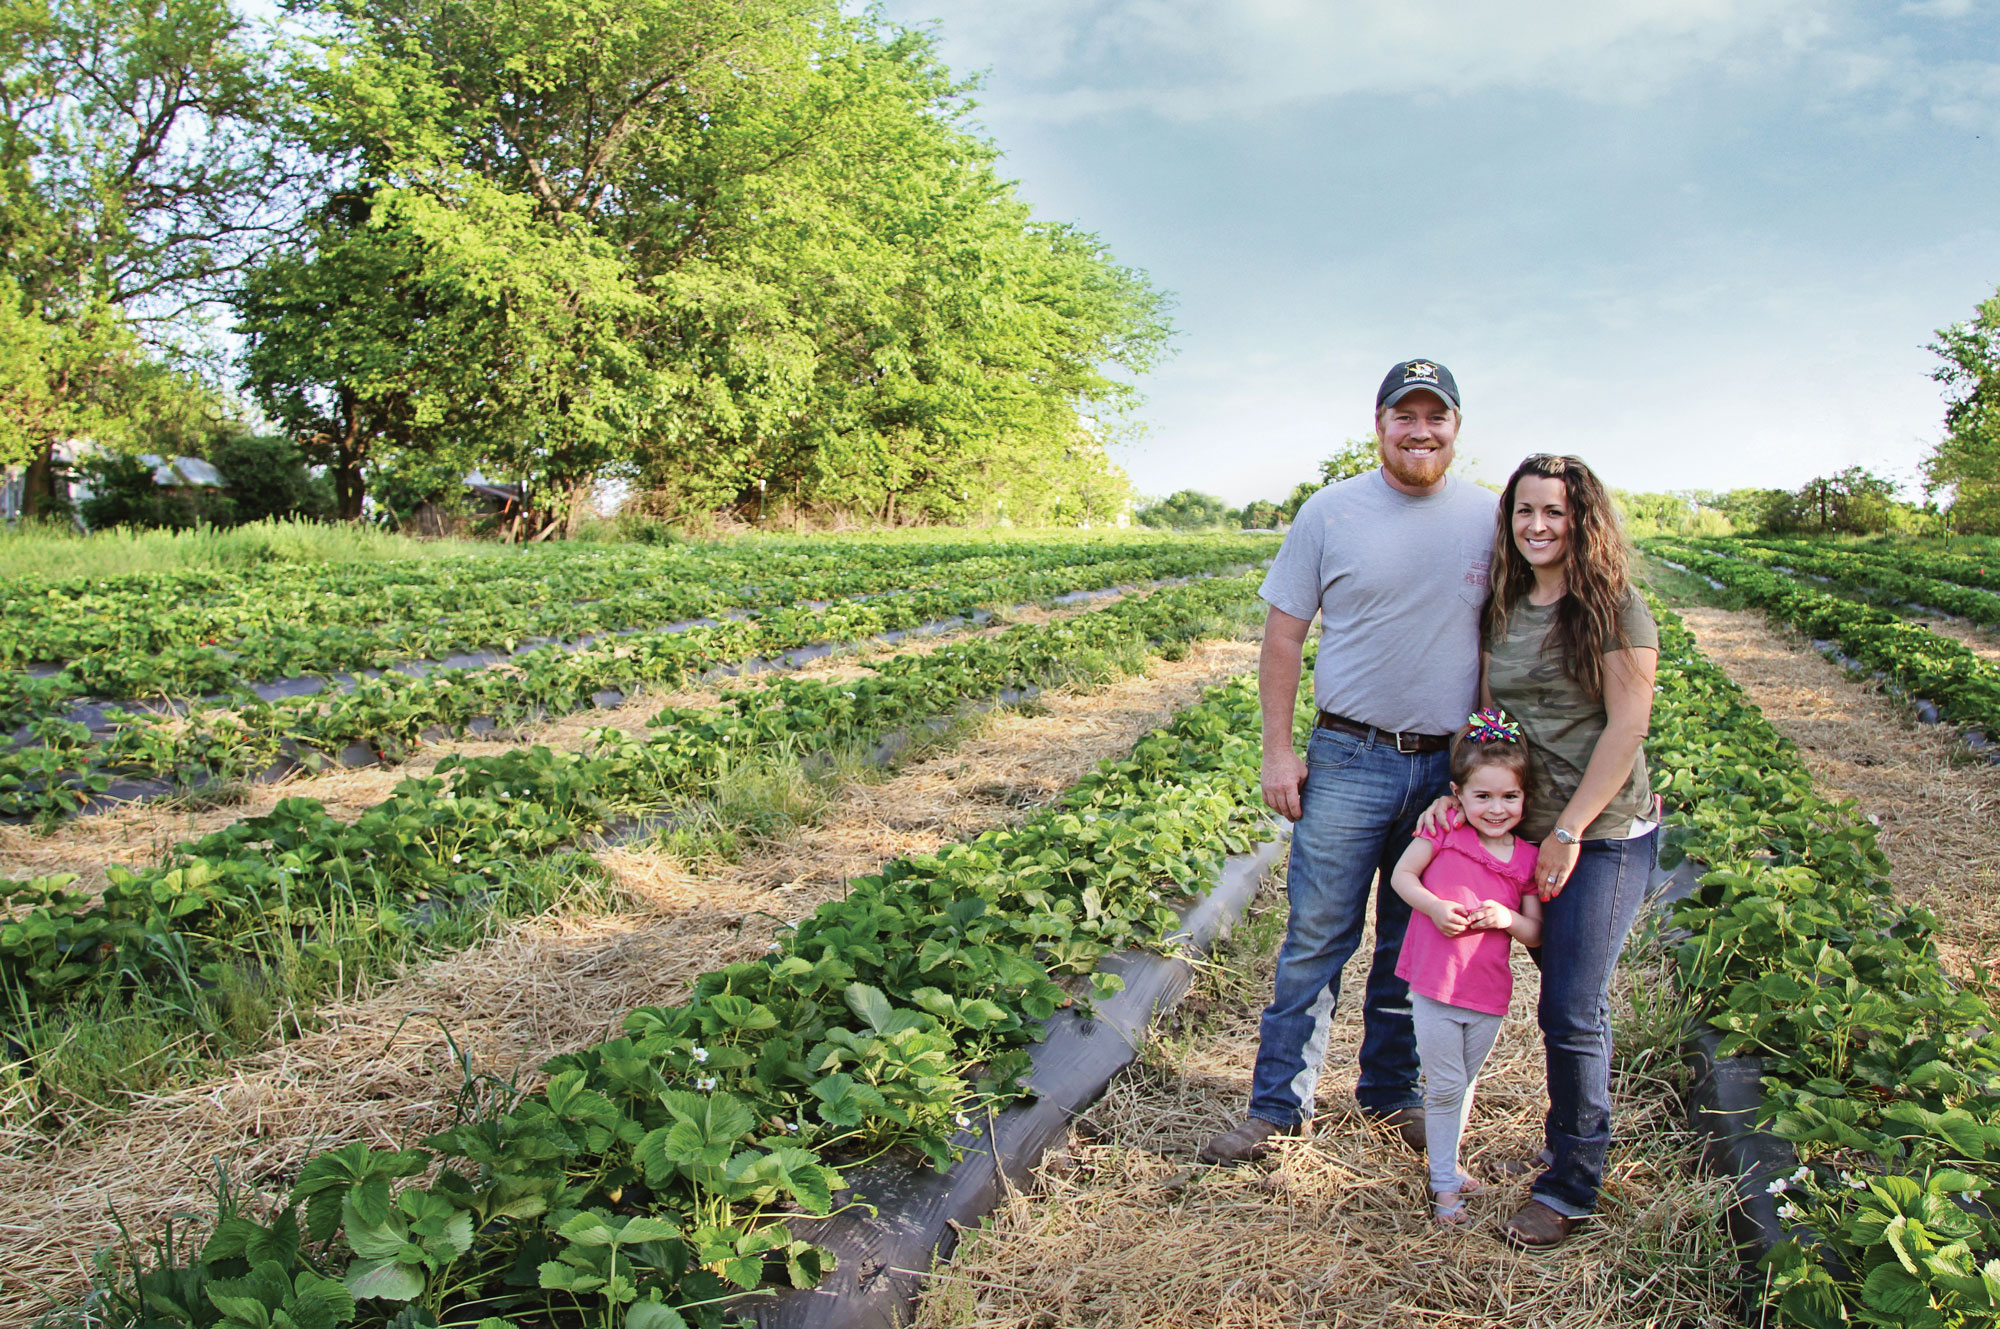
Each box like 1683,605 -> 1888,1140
1777,1202 -> 1799,1221
1792,1166 -> 1812,1184
691,1046 -> 709,1064
696,1076 -> 717,1091
1766,1178 -> 1787,1194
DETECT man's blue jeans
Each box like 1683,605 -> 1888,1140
1530,826 -> 1658,1218
1247,725 -> 1446,1128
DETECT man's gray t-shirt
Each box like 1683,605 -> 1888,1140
1260,470 -> 1497,736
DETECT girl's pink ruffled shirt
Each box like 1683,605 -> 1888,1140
1396,823 -> 1539,1017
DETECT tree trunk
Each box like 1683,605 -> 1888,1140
563,480 -> 590,538
20,440 -> 57,517
334,391 -> 367,520
335,463 -> 365,521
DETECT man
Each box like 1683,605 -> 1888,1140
1200,359 -> 1498,1163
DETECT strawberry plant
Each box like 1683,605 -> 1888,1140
78,654 -> 1286,1328
1645,596 -> 2000,1327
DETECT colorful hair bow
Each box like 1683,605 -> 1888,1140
1466,707 -> 1522,744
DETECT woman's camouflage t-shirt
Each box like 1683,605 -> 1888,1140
1484,588 -> 1658,842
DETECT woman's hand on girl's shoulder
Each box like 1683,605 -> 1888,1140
1414,795 -> 1460,838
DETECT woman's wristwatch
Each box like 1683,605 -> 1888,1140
1552,826 -> 1581,846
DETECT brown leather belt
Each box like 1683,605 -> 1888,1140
1315,710 -> 1451,753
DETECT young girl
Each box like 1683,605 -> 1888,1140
1390,709 -> 1544,1224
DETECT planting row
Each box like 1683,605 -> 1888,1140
1684,539 -> 2000,631
0,533 -> 1277,720
1645,542 -> 2000,738
0,551 -> 1251,823
0,573 -> 1266,1132
74,631 -> 1284,1329
1733,537 -> 2000,597
1646,600 -> 2000,1326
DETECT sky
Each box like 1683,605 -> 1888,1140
870,0 -> 2000,506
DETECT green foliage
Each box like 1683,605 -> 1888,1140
1763,467 -> 1913,536
1928,293 -> 2000,534
76,454 -> 232,531
232,1 -> 1166,528
1278,479 -> 1321,522
209,433 -> 335,526
0,0 -> 282,508
1692,537 -> 2000,629
0,535 -> 1275,821
0,561 -> 1270,1128
1317,437 -> 1380,486
1614,489 -> 1736,539
1135,490 -> 1234,531
1238,498 -> 1284,529
70,596 -> 1287,1326
1646,541 -> 2000,734
0,517 -> 494,584
1641,594 -> 2000,1326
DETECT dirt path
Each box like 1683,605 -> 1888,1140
0,637 -> 1258,1327
915,879 -> 1736,1329
1677,605 -> 2000,988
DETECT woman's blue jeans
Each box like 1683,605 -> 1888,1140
1529,826 -> 1658,1218
1246,725 -> 1446,1129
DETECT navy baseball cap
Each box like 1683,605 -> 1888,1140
1376,359 -> 1461,411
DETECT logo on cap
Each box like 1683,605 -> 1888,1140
1404,362 -> 1439,383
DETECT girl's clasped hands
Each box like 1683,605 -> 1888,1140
1420,898 -> 1521,938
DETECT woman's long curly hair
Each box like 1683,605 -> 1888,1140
1483,454 -> 1633,700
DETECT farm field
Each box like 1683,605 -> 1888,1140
7,531 -> 2000,1329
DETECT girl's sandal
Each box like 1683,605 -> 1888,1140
1433,1177 -> 1481,1226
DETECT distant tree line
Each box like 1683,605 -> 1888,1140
1,0 -> 1169,533
1139,438 -> 1379,532
1616,468 -> 1935,539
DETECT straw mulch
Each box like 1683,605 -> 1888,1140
914,875 -> 1738,1329
1678,605 -> 2000,989
0,603 -> 1082,902
0,636 -> 1256,1326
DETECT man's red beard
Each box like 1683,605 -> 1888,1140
1381,447 -> 1448,490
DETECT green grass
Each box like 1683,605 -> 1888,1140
0,517 -> 500,583
1635,551 -> 1754,612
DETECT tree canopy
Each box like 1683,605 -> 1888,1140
1928,294 -> 2000,533
3,0 -> 1172,529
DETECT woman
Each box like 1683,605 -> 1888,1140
1439,453 -> 1659,1248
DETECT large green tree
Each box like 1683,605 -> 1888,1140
1,0 -> 282,509
236,0 -> 1165,527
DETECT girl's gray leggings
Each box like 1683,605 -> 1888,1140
1411,991 -> 1506,1193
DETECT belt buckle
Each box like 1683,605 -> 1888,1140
1394,730 -> 1418,754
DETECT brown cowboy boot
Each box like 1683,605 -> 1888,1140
1378,1105 -> 1427,1151
1197,1117 -> 1294,1164
1503,1199 -> 1584,1249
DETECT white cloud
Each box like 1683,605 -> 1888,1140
1901,0 -> 1974,17
897,0 -> 2000,132
903,0 -> 1835,120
